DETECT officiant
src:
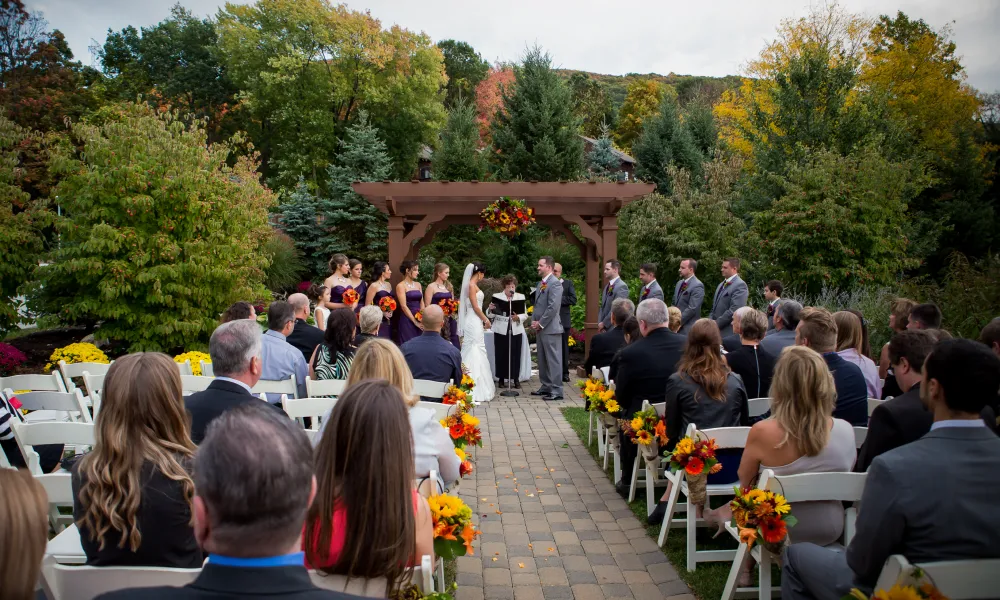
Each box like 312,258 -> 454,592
488,275 -> 530,387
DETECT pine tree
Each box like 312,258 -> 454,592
587,125 -> 622,180
632,97 -> 704,195
489,47 -> 583,181
435,97 -> 488,181
319,111 -> 393,266
277,178 -> 325,274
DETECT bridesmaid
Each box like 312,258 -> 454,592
348,259 -> 368,316
322,254 -> 358,312
365,262 -> 394,340
395,260 -> 425,345
425,263 -> 461,349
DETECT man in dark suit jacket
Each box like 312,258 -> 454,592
782,339 -> 1000,600
286,293 -> 325,364
401,305 -> 462,401
583,298 -> 632,377
613,299 -> 685,494
672,258 -> 704,334
98,403 -> 363,600
185,320 -> 286,444
795,307 -> 868,425
554,263 -> 577,382
760,300 -> 801,358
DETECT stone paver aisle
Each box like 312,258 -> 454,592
455,377 -> 695,600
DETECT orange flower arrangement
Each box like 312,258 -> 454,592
341,288 -> 359,305
443,373 -> 476,412
729,487 -> 796,552
428,493 -> 481,559
479,197 -> 535,236
438,297 -> 460,318
414,310 -> 423,323
441,412 -> 482,449
667,436 -> 722,476
378,296 -> 396,314
442,370 -> 479,478
626,406 -> 668,446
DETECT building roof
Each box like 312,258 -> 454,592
579,136 -> 635,164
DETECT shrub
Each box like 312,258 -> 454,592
262,230 -> 306,293
44,343 -> 110,372
0,342 -> 27,376
174,351 -> 211,376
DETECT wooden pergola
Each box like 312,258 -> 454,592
351,181 -> 655,352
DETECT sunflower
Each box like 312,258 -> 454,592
772,494 -> 791,515
604,399 -> 620,414
685,457 -> 705,475
759,516 -> 787,544
636,430 -> 653,445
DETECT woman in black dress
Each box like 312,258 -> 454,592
723,308 -> 775,399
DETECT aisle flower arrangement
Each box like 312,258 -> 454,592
174,351 -> 211,376
44,342 -> 110,372
428,493 -> 481,559
441,369 -> 480,478
378,296 -> 397,315
437,297 -> 459,318
442,374 -> 476,412
341,288 -> 359,306
729,487 -> 796,554
479,197 -> 535,236
579,377 -> 620,416
844,572 -> 949,600
391,583 -> 457,600
441,412 -> 483,449
627,406 -> 668,461
666,435 -> 721,505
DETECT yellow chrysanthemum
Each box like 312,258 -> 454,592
674,438 -> 695,455
461,414 -> 480,427
631,417 -> 644,431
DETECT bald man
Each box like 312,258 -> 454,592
401,304 -> 463,401
285,292 -> 325,364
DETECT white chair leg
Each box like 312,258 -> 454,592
603,440 -> 610,470
646,464 -> 657,516
613,447 -> 621,484
657,477 -> 682,547
597,421 -> 606,458
758,551 -> 771,600
720,542 -> 748,600
628,456 -> 640,503
588,411 -> 594,446
686,493 -> 697,572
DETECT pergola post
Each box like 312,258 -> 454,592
583,238 -> 600,353
387,215 -> 406,285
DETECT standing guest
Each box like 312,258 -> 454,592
760,300 -> 802,359
583,298 -> 632,378
609,316 -> 641,383
796,307 -> 868,426
833,311 -> 880,399
531,256 -> 564,400
98,402 -> 363,600
709,257 -> 749,338
365,261 -> 394,340
638,263 -> 665,305
401,305 -> 463,401
287,293 -> 325,365
0,469 -> 48,600
878,298 -> 917,399
186,320 -> 286,444
725,309 -> 776,400
74,353 -> 201,568
667,306 -> 682,333
489,275 -> 529,388
310,285 -> 331,331
613,299 -> 686,495
980,317 -> 1000,357
308,308 -> 357,382
323,254 -> 358,312
425,263 -> 460,349
597,259 -> 629,333
347,259 -> 367,320
764,280 -> 783,331
906,303 -> 942,330
260,301 -> 308,402
553,263 -> 577,383
396,261 -> 425,346
221,301 -> 256,324
355,306 -> 383,347
782,339 -> 1000,600
673,258 -> 705,334
723,306 -> 755,353
305,380 -> 435,586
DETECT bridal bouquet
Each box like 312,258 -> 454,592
378,296 -> 396,315
438,298 -> 459,318
341,288 -> 359,306
479,197 -> 535,236
730,487 -> 796,553
428,493 -> 480,560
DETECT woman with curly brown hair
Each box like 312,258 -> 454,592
72,352 -> 201,567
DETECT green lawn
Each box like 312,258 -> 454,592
561,407 -> 742,600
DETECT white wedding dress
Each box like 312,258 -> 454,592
460,289 -> 496,404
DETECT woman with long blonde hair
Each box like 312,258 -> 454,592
73,352 -> 201,567
0,469 -> 48,600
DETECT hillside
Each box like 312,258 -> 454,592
553,69 -> 742,108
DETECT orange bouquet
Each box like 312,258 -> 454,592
729,487 -> 796,553
341,288 -> 359,305
443,374 -> 476,412
428,493 -> 480,559
414,310 -> 423,323
441,412 -> 482,449
378,296 -> 396,314
438,297 -> 459,317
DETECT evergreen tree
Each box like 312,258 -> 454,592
435,97 -> 488,181
587,125 -> 622,180
684,100 -> 718,159
277,179 -> 325,274
632,96 -> 703,195
319,111 -> 393,266
490,47 -> 583,181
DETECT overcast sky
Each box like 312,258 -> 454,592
26,0 -> 1000,92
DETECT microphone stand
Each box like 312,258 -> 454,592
500,292 -> 519,397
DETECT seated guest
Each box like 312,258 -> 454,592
186,320 -> 285,444
906,302 -> 942,330
99,402 -> 362,600
878,297 -> 916,398
401,305 -> 462,401
614,299 -> 686,495
308,308 -> 356,382
305,380 -> 435,585
260,300 -> 309,402
667,306 -> 682,333
355,305 -> 382,347
1,393 -> 64,473
724,308 -> 775,399
795,307 -> 868,426
833,311 -> 881,398
287,293 -> 326,364
759,299 -> 801,358
609,315 -> 641,382
584,298 -> 632,376
73,353 -> 202,567
220,301 -> 255,323
722,306 -> 754,353
0,469 -> 49,600
782,339 -> 1000,600
980,317 -> 1000,357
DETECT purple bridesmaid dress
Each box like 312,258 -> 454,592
396,289 -> 424,345
430,290 -> 461,349
372,288 -> 393,340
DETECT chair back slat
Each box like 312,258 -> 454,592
251,375 -> 297,397
0,373 -> 66,393
305,378 -> 346,398
58,361 -> 111,391
6,390 -> 90,419
12,421 -> 95,447
199,361 -> 214,377
179,375 -> 214,395
176,360 -> 193,376
868,397 -> 884,416
591,366 -> 605,383
694,426 -> 751,450
419,400 -> 457,422
760,469 -> 867,503
284,397 -> 336,421
41,556 -> 201,600
875,555 -> 1000,600
853,426 -> 868,449
36,472 -> 74,505
748,397 -> 771,418
412,379 -> 450,400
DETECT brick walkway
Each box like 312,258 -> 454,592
456,376 -> 694,600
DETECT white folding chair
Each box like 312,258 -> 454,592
179,375 -> 214,395
199,361 -> 214,377
628,400 -> 668,512
36,472 -> 74,532
657,424 -> 752,573
46,523 -> 86,565
419,400 -> 458,422
868,397 -> 885,416
720,469 -> 868,600
57,361 -> 111,396
10,420 -> 95,475
748,397 -> 771,419
176,360 -> 193,376
309,555 -> 435,597
284,396 -> 337,438
4,388 -> 91,424
0,372 -> 68,393
40,555 -> 201,600
252,375 -> 298,400
305,377 -> 347,398
412,378 -> 450,400
853,426 -> 868,449
874,555 -> 1000,600
81,372 -> 105,417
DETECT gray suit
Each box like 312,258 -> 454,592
759,328 -> 796,359
673,276 -> 705,334
766,300 -> 779,331
638,280 -> 664,305
782,426 -> 1000,600
534,274 -> 564,398
709,275 -> 749,337
598,278 -> 629,330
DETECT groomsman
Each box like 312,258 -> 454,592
531,256 -> 564,401
553,263 -> 577,383
598,259 -> 629,332
673,258 -> 704,334
764,280 -> 783,332
709,257 -> 749,338
638,263 -> 664,305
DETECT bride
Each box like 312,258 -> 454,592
458,262 -> 496,404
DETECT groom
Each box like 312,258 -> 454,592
531,256 -> 564,401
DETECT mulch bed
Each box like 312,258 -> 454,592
5,327 -> 93,374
